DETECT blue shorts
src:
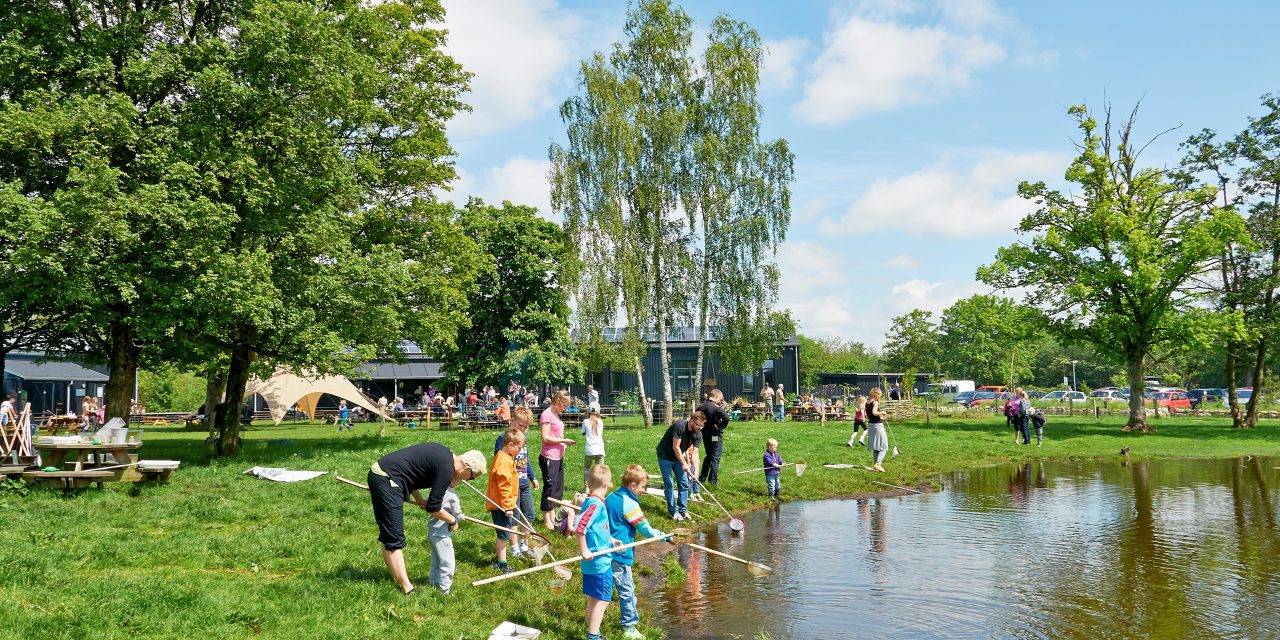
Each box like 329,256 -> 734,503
490,510 -> 515,540
581,571 -> 613,602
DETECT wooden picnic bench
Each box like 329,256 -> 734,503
22,469 -> 115,490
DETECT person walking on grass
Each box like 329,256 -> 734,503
865,388 -> 888,473
367,443 -> 487,595
581,407 -> 606,492
656,411 -> 706,521
1015,388 -> 1033,447
697,389 -> 730,488
847,396 -> 868,447
763,438 -> 784,500
540,390 -> 576,529
775,384 -> 787,422
338,400 -> 351,432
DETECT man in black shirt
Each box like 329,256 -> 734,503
368,442 -> 487,594
656,411 -> 705,521
696,390 -> 730,487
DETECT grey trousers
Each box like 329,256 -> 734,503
429,535 -> 455,592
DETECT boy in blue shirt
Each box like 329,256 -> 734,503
606,464 -> 672,640
575,463 -> 621,640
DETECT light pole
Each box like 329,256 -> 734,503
1071,360 -> 1078,393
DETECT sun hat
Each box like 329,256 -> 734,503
458,450 -> 487,476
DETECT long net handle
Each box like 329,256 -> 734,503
471,534 -> 671,587
685,542 -> 751,566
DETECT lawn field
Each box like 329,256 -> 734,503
4,413 -> 1278,639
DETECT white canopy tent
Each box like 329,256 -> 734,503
244,369 -> 390,425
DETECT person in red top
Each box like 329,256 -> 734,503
488,429 -> 524,574
539,390 -> 575,528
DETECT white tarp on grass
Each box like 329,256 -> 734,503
243,466 -> 328,483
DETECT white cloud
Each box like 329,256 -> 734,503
442,0 -> 582,137
883,278 -> 986,318
791,9 -> 1004,123
939,0 -> 1007,30
884,254 -> 919,269
760,38 -> 811,91
822,150 -> 1069,238
447,156 -> 558,222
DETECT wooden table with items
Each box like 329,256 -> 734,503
24,441 -> 143,489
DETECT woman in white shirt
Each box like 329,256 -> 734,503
580,407 -> 605,491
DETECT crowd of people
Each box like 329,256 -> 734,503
364,382 -> 910,639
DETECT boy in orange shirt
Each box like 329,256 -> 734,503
488,428 -> 524,574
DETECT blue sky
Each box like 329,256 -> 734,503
437,0 -> 1280,348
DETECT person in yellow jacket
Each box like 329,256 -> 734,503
488,428 -> 524,574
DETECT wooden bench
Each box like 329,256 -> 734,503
22,470 -> 115,490
136,468 -> 176,482
1,463 -> 32,478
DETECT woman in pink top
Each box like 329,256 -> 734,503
538,390 -> 575,528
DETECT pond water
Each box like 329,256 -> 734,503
644,457 -> 1280,639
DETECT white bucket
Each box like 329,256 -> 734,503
111,426 -> 129,444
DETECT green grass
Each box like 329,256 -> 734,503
3,413 -> 1279,639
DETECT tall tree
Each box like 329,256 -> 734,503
882,310 -> 940,382
980,104 -> 1246,431
797,335 -> 879,388
937,295 -> 1042,386
687,15 -> 794,395
551,0 -> 699,426
1,0 -> 478,452
441,200 -> 583,389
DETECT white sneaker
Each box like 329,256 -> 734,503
672,513 -> 685,522
623,628 -> 645,640
509,547 -> 523,558
518,542 -> 530,555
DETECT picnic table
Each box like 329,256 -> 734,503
24,440 -> 143,489
39,416 -> 84,435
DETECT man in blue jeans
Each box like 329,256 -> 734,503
774,384 -> 787,421
655,410 -> 705,522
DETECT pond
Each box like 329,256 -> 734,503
644,457 -> 1280,639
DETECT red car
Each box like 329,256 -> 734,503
1150,391 -> 1191,411
970,391 -> 1013,408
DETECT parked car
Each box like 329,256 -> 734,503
1187,388 -> 1226,408
1222,388 -> 1254,406
951,391 -> 977,405
1089,390 -> 1128,402
965,391 -> 999,407
1026,390 -> 1046,399
970,391 -> 1011,408
1041,390 -> 1088,403
1150,391 -> 1191,411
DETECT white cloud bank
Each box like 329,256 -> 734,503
442,0 -> 582,137
449,156 -> 557,222
822,150 -> 1069,238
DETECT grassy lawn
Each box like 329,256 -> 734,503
3,412 -> 1278,639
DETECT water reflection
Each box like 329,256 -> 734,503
645,457 -> 1280,639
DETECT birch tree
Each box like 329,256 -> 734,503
551,0 -> 697,426
688,16 -> 794,396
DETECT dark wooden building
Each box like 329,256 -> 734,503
814,372 -> 936,397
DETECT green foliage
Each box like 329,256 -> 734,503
979,103 -> 1247,430
137,366 -> 206,413
797,335 -> 880,387
883,310 -> 940,375
937,295 -> 1043,386
442,200 -> 582,387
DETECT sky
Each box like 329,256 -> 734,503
436,0 -> 1280,349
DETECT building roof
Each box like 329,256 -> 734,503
575,327 -> 800,347
4,358 -> 109,382
354,361 -> 444,380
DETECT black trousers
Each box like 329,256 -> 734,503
699,433 -> 724,486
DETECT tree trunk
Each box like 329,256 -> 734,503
657,312 -> 674,426
104,319 -> 140,423
1225,341 -> 1244,428
203,369 -> 226,429
633,355 -> 652,429
216,346 -> 255,456
694,231 -> 710,409
1245,336 -> 1267,429
1123,355 -> 1152,432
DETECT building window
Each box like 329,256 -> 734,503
670,360 -> 697,394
